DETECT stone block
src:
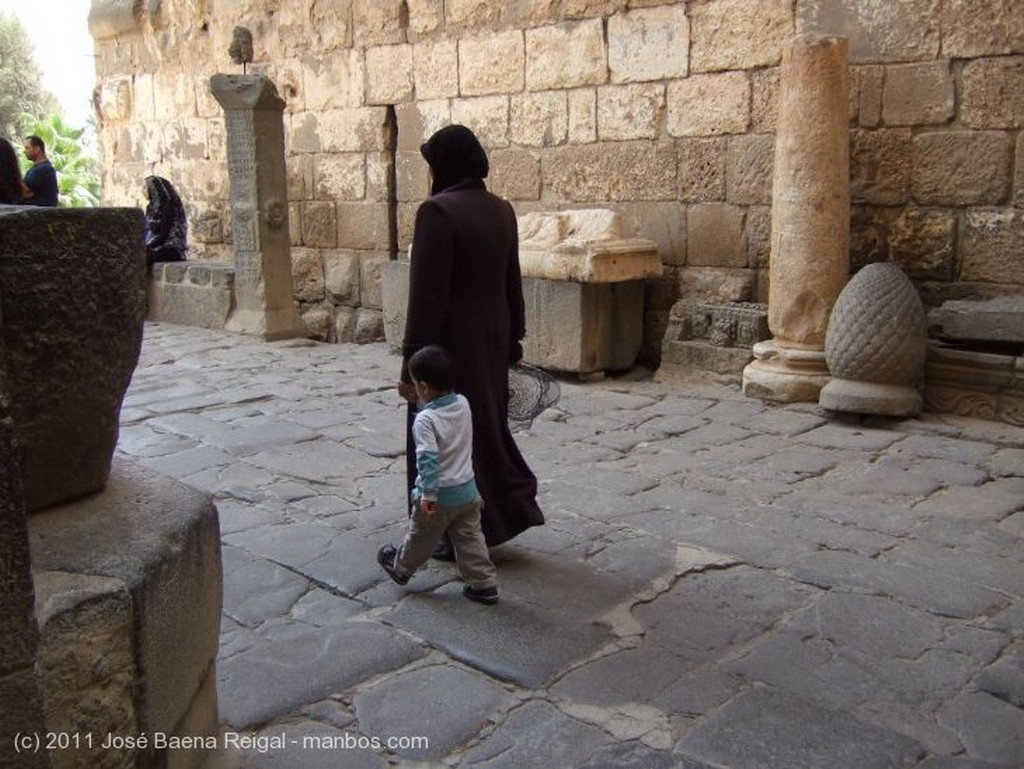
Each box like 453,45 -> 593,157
381,259 -> 410,348
913,131 -> 1013,205
562,0 -> 626,17
335,305 -> 358,343
524,278 -> 645,373
299,201 -> 338,248
315,152 -> 365,201
667,72 -> 750,136
677,266 -> 756,303
300,307 -> 332,342
608,5 -> 689,83
678,137 -> 726,203
852,64 -> 885,127
446,0 -> 501,29
451,96 -> 510,148
34,571 -> 139,769
354,308 -> 385,343
153,71 -> 197,121
568,88 -> 597,143
147,261 -> 235,331
337,203 -> 389,251
526,20 -> 607,91
408,0 -> 443,39
661,301 -> 770,379
961,57 -> 1024,129
960,209 -> 1024,284
747,205 -> 772,268
928,297 -> 1024,344
690,0 -> 793,72
544,141 -> 677,201
323,250 -> 361,304
888,207 -> 956,280
925,344 -> 1024,428
366,45 -> 414,105
726,134 -> 774,205
941,0 -> 1024,57
851,128 -> 913,206
596,83 -> 664,141
489,147 -> 542,201
883,61 -> 955,126
99,75 -> 131,121
303,50 -> 363,111
751,67 -> 781,133
353,0 -> 405,46
687,203 -> 748,268
0,208 -> 146,512
510,90 -> 568,147
29,460 -> 222,746
797,0 -> 940,63
397,150 -> 430,201
413,40 -> 459,100
291,248 -> 325,303
459,31 -> 524,96
319,107 -> 389,153
359,252 -> 389,309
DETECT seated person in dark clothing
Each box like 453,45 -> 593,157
0,137 -> 24,204
144,175 -> 188,266
21,135 -> 58,206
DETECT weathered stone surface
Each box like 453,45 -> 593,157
459,31 -> 524,96
298,201 -> 337,248
291,248 -> 326,303
960,56 -> 1024,129
678,137 -> 726,203
303,50 -> 363,111
148,260 -> 235,331
939,691 -> 1024,765
412,39 -> 459,99
29,460 -> 222,740
726,134 -> 774,205
489,147 -> 542,200
883,61 -> 954,126
544,142 -> 677,201
365,44 -> 414,105
942,0 -> 1024,57
690,0 -> 793,72
960,209 -> 1024,284
579,742 -> 715,769
568,87 -> 597,143
913,131 -> 1013,205
324,250 -> 361,304
354,665 -> 507,760
0,208 -> 146,511
667,72 -> 750,136
751,67 -> 781,132
608,5 -> 688,82
687,203 -> 747,268
525,20 -> 607,90
451,96 -> 510,148
218,623 -> 425,729
336,202 -> 389,251
677,266 -> 756,303
888,207 -> 956,280
928,297 -> 1024,343
352,0 -> 405,46
798,0 -> 940,63
597,83 -> 664,141
314,152 -> 365,201
510,90 -> 568,146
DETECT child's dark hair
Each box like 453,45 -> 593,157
408,345 -> 456,392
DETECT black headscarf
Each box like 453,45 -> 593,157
420,124 -> 489,196
144,175 -> 188,262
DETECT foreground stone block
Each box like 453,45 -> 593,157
928,296 -> 1024,344
924,344 -> 1024,427
147,261 -> 235,331
0,207 -> 146,512
29,460 -> 223,768
660,301 -> 769,381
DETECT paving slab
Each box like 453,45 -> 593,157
221,544 -> 311,627
217,621 -> 426,729
938,691 -> 1024,765
577,741 -> 716,769
676,686 -> 924,769
246,720 -> 386,769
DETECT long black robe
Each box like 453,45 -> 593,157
401,178 -> 544,546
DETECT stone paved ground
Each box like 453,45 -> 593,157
120,323 -> 1024,769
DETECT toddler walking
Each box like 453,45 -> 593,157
377,345 -> 498,604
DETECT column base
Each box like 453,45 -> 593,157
742,340 -> 831,403
819,378 -> 922,416
226,308 -> 308,341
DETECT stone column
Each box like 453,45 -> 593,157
742,34 -> 850,402
211,74 -> 306,341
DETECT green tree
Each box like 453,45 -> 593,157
20,114 -> 100,207
0,12 -> 55,138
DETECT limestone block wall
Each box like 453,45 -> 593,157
90,0 -> 1024,362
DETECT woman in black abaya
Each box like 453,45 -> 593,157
398,125 -> 544,553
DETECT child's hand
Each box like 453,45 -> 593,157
421,498 -> 438,515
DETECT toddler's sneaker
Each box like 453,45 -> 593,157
377,544 -> 410,585
463,585 -> 499,605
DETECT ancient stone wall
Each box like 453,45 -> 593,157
90,0 -> 1024,359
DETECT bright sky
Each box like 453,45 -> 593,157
0,0 -> 94,128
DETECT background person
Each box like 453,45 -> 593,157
0,137 -> 24,204
144,175 -> 188,266
398,124 -> 544,553
21,135 -> 58,206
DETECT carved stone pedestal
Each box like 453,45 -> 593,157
743,341 -> 831,402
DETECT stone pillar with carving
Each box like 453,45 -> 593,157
211,74 -> 306,341
742,35 -> 850,402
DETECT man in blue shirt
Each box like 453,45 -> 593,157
22,136 -> 58,206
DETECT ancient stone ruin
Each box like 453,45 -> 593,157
0,208 -> 224,769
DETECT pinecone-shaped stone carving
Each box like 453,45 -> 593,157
820,262 -> 927,415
